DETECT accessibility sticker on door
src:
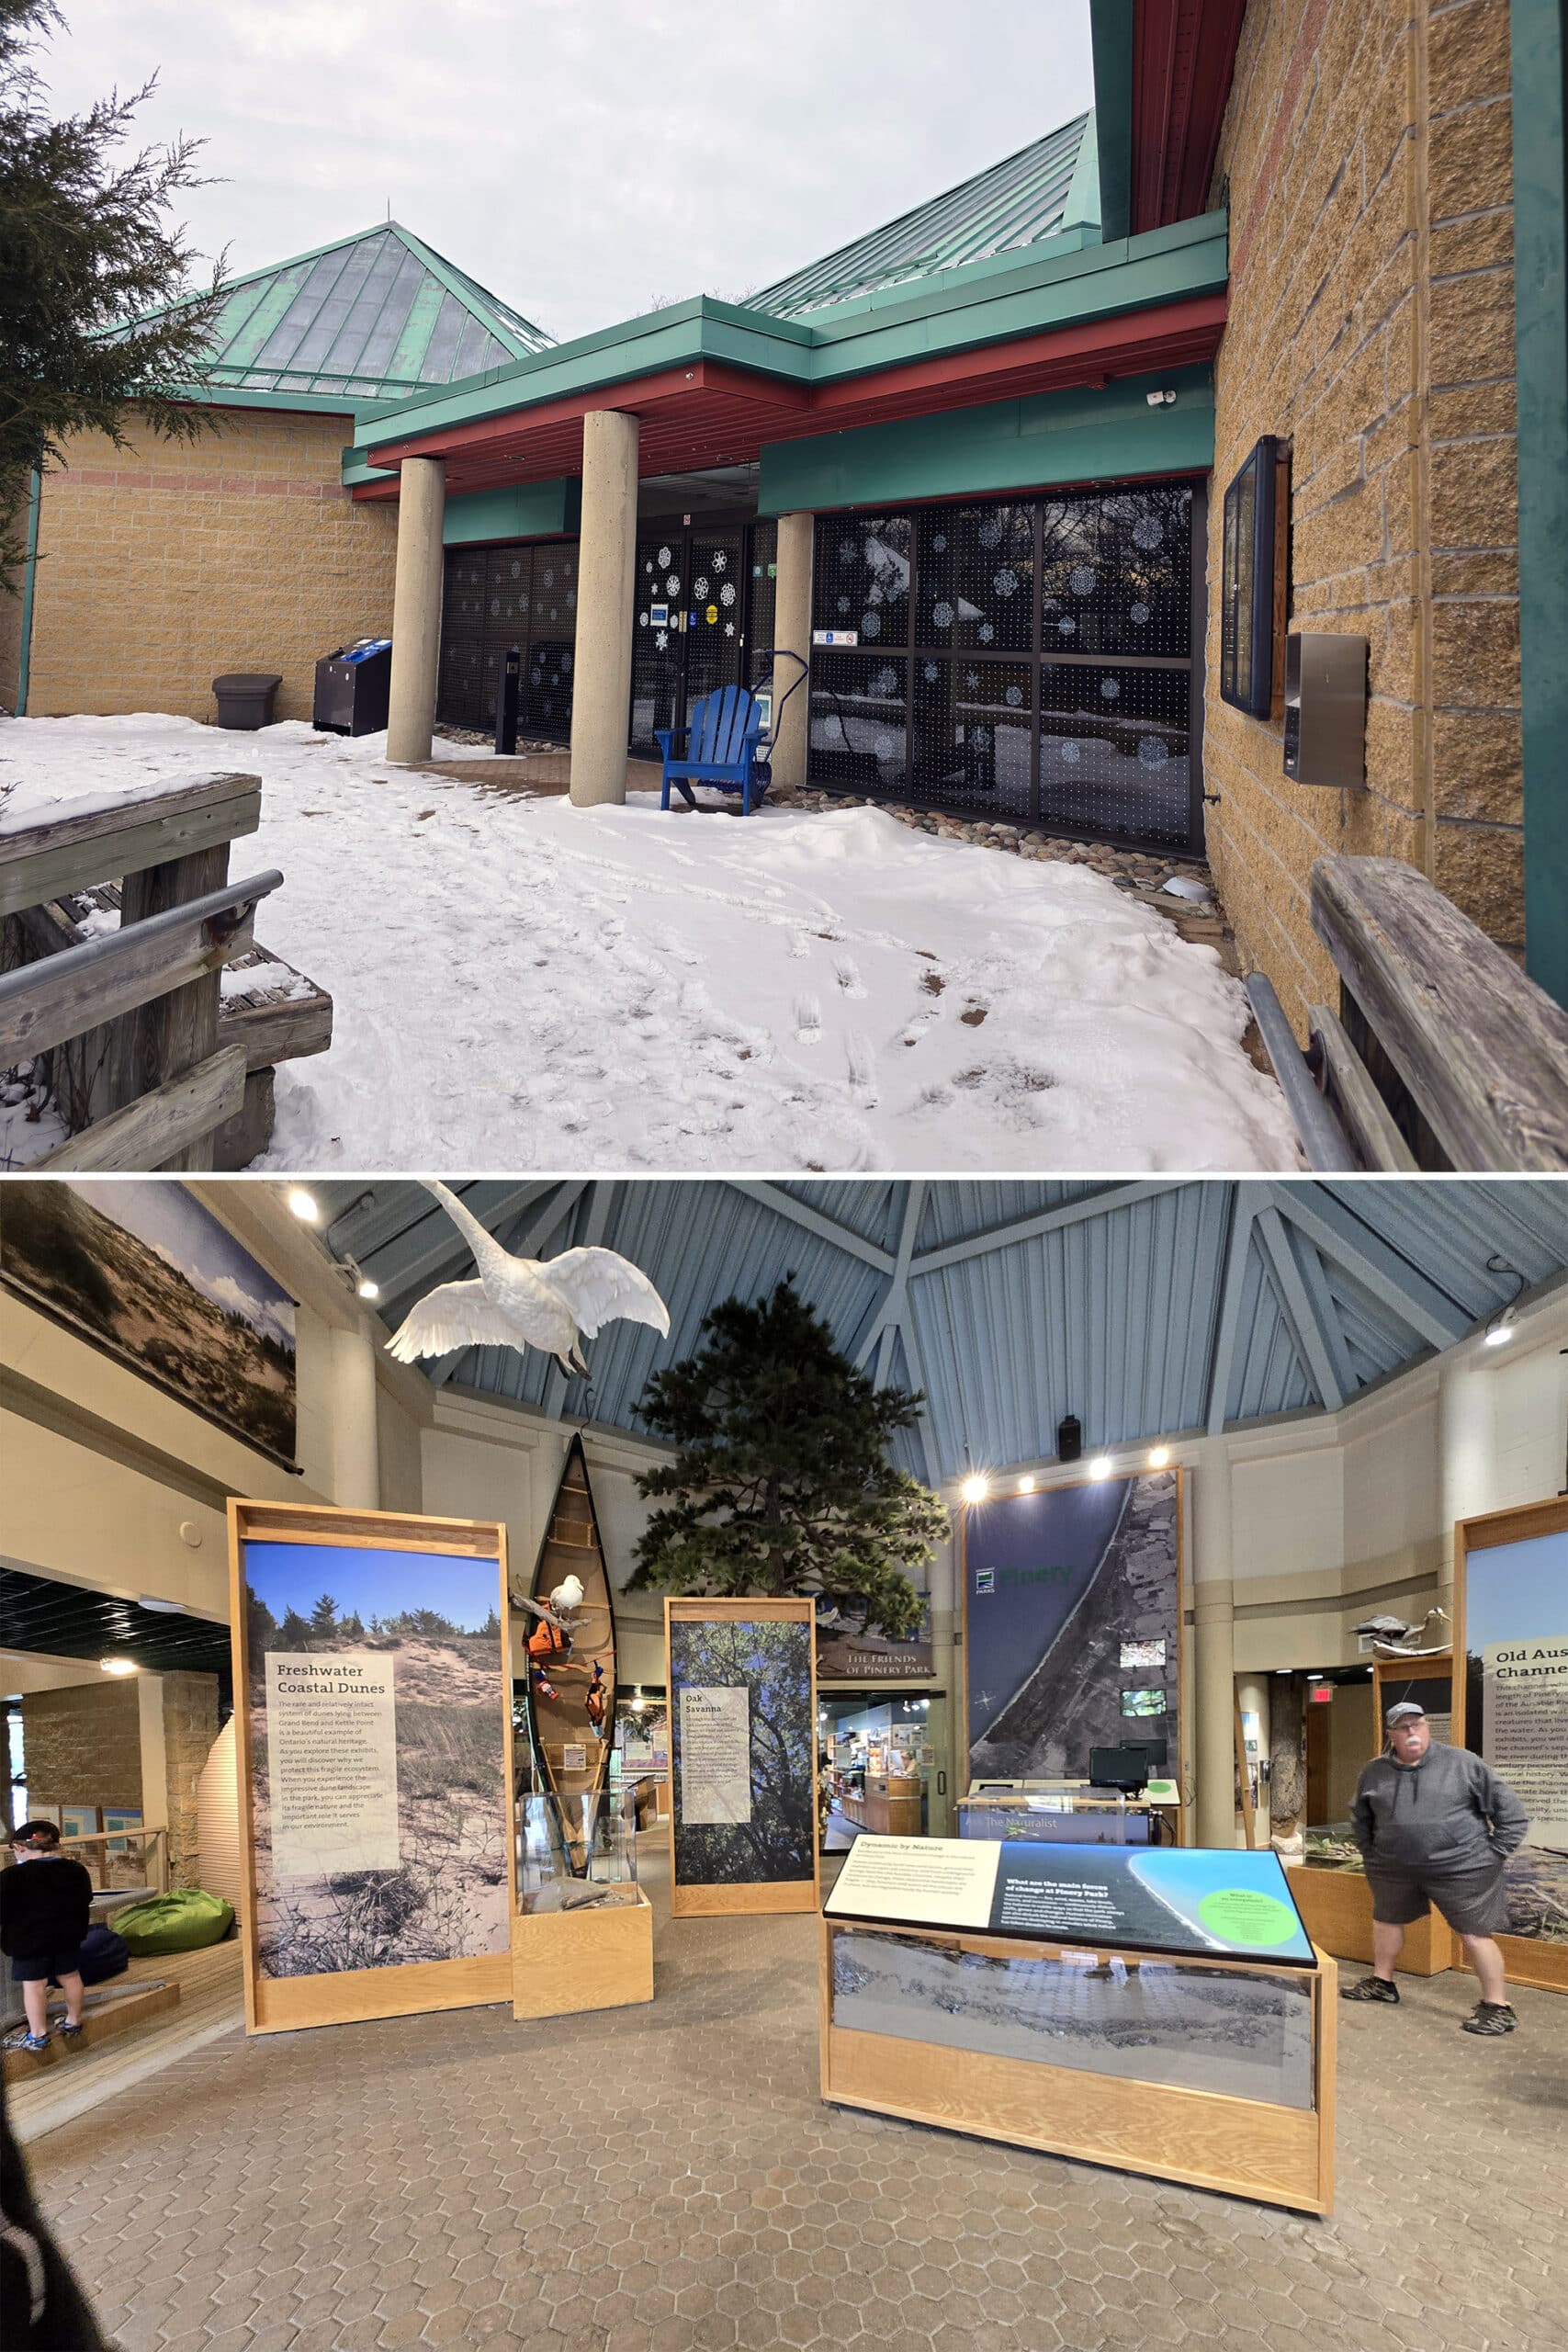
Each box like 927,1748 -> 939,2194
814,628 -> 858,646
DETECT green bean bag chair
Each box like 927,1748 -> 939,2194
112,1889 -> 234,1956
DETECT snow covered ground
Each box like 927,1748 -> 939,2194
0,714 -> 1303,1171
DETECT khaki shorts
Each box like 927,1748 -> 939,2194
1365,1860 -> 1511,1937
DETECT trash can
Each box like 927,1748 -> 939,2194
313,637 -> 393,736
212,673 -> 282,729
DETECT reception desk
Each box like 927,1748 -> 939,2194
836,1773 -> 923,1836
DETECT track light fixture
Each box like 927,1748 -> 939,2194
1482,1254 -> 1526,1347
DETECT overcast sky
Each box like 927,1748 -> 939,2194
41,1 -> 1095,344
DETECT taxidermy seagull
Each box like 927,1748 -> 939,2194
384,1182 -> 670,1376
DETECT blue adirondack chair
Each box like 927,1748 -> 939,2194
657,684 -> 768,816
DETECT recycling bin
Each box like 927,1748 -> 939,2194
313,637 -> 393,736
212,673 -> 282,729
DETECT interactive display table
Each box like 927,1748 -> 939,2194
957,1787 -> 1178,1846
821,1836 -> 1336,2213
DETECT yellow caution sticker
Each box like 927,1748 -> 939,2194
706,605 -> 718,625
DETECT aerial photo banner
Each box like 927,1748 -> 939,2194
231,1499 -> 513,2033
664,1597 -> 818,1917
964,1470 -> 1183,1789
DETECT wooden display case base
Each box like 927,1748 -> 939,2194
671,1880 -> 818,1917
511,1886 -> 653,2018
1287,1866 -> 1451,1975
251,1952 -> 511,2033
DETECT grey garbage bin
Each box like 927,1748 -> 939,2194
212,672 -> 282,729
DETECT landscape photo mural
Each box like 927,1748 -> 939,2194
1461,1527 -> 1568,1948
669,1616 -> 815,1885
243,1541 -> 509,1976
1,1180 -> 297,1463
965,1471 -> 1181,1781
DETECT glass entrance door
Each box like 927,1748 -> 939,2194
629,523 -> 748,754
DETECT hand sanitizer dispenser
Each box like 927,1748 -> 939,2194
1283,632 -> 1367,786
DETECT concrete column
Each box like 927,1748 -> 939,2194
137,1674 -> 167,1837
1236,1673 -> 1271,1839
570,409 -> 639,806
770,510 -> 814,790
1192,1457 -> 1238,1848
386,456 -> 446,764
330,1323 -> 381,1510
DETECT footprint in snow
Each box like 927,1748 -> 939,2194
788,931 -> 811,959
834,957 -> 867,1000
794,995 -> 823,1044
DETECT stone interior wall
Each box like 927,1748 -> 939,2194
19,1680 -> 141,1815
1205,0 -> 1520,1035
24,409 -> 399,725
160,1672 -> 220,1888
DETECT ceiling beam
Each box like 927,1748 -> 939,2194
1268,1184 -> 1470,1351
1291,1227 -> 1359,1406
728,1182 -> 897,1272
1206,1185 -> 1258,1434
371,1181 -> 564,1308
854,1182 -> 926,1372
1255,1204 -> 1345,1412
909,1181 -> 1186,1277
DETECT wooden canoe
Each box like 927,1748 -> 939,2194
521,1433 -> 617,1874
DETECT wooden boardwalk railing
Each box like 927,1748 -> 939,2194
1247,854 -> 1568,1171
0,772 -> 330,1170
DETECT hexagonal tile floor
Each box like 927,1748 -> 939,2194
18,1845 -> 1568,2352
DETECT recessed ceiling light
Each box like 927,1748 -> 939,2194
1017,1475 -> 1035,1494
99,1657 -> 138,1677
960,1475 -> 989,1505
356,1277 -> 380,1300
1089,1455 -> 1112,1479
1147,1444 -> 1170,1469
287,1187 -> 318,1223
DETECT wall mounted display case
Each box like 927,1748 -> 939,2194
821,1835 -> 1335,2213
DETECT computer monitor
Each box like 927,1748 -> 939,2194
1126,1736 -> 1168,1774
1089,1746 -> 1151,1793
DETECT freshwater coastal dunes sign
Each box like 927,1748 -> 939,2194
827,1837 -> 1314,1965
664,1597 -> 818,1915
1460,1517 -> 1568,1961
231,1501 -> 512,2031
964,1470 -> 1181,1782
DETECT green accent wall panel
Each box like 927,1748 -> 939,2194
758,367 -> 1214,514
1513,0 -> 1568,1008
442,481 -> 581,545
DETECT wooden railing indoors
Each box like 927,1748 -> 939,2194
0,772 -> 329,1170
51,1826 -> 171,1895
1246,854 -> 1568,1171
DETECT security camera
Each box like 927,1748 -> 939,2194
1146,389 -> 1178,407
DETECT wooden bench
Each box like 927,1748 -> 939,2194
1245,854 -> 1568,1170
0,772 -> 332,1170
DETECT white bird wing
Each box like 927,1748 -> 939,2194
540,1248 -> 671,1340
384,1280 -> 524,1363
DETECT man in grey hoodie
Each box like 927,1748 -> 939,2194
1342,1701 -> 1529,2034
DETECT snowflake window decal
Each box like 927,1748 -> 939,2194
667,574 -> 681,597
994,568 -> 1020,598
490,597 -> 500,616
720,583 -> 736,606
712,550 -> 728,571
541,568 -> 554,588
1057,616 -> 1077,635
638,612 -> 649,627
931,532 -> 947,552
932,601 -> 954,630
694,576 -> 709,601
978,622 -> 995,644
1005,684 -> 1023,707
923,662 -> 940,683
874,733 -> 895,759
971,724 -> 992,752
645,560 -> 655,573
1100,676 -> 1122,700
1136,736 -> 1169,768
837,595 -> 851,615
1069,567 -> 1096,597
566,588 -> 576,607
511,560 -> 522,580
1132,515 -> 1163,550
839,538 -> 857,563
724,622 -> 735,637
874,666 -> 899,697
964,671 -> 980,690
561,651 -> 572,673
861,611 -> 882,638
658,545 -> 671,568
655,630 -> 669,652
529,666 -> 542,685
824,714 -> 844,742
1130,602 -> 1150,627
1060,740 -> 1082,765
978,518 -> 1003,549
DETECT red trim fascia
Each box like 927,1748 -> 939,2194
365,358 -> 810,472
1131,0 -> 1247,234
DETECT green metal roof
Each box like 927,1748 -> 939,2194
749,112 -> 1100,319
117,222 -> 554,408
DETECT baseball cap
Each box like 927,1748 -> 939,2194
1385,1701 -> 1426,1726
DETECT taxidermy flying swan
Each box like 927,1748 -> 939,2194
384,1182 -> 670,1375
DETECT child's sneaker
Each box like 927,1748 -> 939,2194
58,2020 -> 85,2040
17,2032 -> 51,2052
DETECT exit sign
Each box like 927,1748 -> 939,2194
1310,1685 -> 1334,1703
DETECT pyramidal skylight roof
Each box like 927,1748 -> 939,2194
749,111 -> 1099,320
119,222 -> 554,405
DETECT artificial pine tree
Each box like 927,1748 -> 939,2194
630,1277 -> 948,1636
1,1 -> 225,594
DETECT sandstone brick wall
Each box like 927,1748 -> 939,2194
1205,0 -> 1520,1035
20,1681 -> 142,1815
24,409 -> 399,725
160,1671 -> 220,1888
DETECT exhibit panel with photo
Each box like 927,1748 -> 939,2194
232,1503 -> 512,2027
1,1179 -> 298,1463
1458,1508 -> 1568,1969
665,1599 -> 818,1912
964,1470 -> 1182,1784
